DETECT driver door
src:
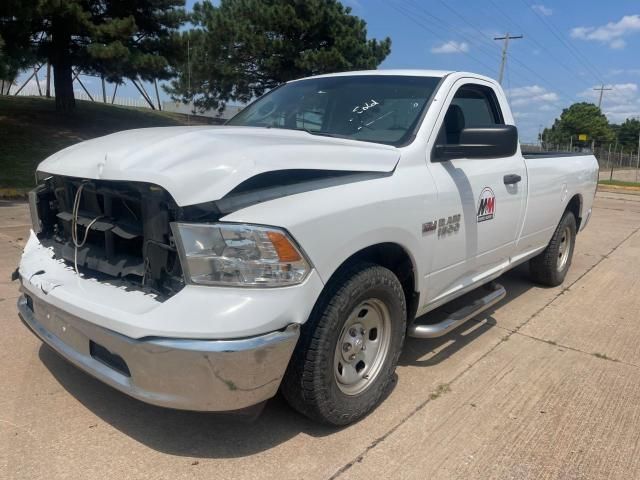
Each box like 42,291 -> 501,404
424,80 -> 526,305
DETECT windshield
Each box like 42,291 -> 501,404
227,75 -> 441,146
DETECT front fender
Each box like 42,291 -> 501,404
222,166 -> 438,302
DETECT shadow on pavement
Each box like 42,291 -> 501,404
400,263 -> 535,366
0,199 -> 28,207
39,345 -> 339,458
38,264 -> 537,459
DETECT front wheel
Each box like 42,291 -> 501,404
530,210 -> 577,287
281,263 -> 406,426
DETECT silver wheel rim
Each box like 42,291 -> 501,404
333,298 -> 392,396
557,225 -> 572,272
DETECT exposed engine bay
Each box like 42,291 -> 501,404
28,176 -> 219,298
27,170 -> 387,298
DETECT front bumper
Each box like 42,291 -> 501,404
17,292 -> 300,411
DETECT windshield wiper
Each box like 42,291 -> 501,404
262,125 -> 357,141
286,127 -> 350,140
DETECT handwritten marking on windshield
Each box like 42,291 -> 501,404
352,99 -> 379,114
357,111 -> 394,131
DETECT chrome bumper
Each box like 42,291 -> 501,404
17,293 -> 299,411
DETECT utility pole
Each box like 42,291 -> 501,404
593,84 -> 612,108
494,33 -> 523,84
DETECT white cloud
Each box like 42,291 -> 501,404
513,111 -> 533,119
504,86 -> 563,142
571,14 -> 640,49
509,100 -> 561,142
508,85 -> 559,107
610,38 -> 626,49
431,40 -> 469,54
578,83 -> 640,122
532,4 -> 552,16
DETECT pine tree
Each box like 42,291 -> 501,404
1,0 -> 187,112
166,0 -> 391,112
0,0 -> 38,92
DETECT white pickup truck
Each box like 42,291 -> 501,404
16,70 -> 598,425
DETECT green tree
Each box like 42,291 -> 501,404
542,102 -> 614,148
616,118 -> 640,152
0,34 -> 7,86
0,0 -> 38,93
0,0 -> 186,112
166,0 -> 391,112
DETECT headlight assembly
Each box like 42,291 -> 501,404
171,222 -> 311,287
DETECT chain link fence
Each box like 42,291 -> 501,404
522,143 -> 640,184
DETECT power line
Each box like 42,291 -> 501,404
389,2 -> 497,73
399,0 -> 580,108
388,0 -> 579,113
404,0 -> 502,62
484,0 -> 596,89
436,0 -> 502,52
494,33 -> 523,84
519,0 -> 605,84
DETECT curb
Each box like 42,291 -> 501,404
597,185 -> 640,196
0,188 -> 30,200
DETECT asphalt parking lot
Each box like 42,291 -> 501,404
2,190 -> 640,479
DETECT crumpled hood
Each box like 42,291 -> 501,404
38,126 -> 400,206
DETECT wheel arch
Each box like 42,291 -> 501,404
566,193 -> 583,230
316,242 -> 420,323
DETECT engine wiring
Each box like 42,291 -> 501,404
71,181 -> 104,275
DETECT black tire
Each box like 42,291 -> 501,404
281,262 -> 406,426
530,210 -> 577,287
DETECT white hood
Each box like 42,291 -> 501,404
38,126 -> 400,206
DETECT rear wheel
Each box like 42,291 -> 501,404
530,210 -> 577,287
281,263 -> 406,426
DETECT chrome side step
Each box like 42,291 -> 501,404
408,283 -> 506,339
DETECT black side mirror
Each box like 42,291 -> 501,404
433,125 -> 518,161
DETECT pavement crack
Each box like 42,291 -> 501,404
513,331 -> 639,369
329,222 -> 640,479
511,222 -> 640,335
328,332 -> 511,479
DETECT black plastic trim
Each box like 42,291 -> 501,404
433,125 -> 519,161
523,152 -> 592,159
214,169 -> 393,214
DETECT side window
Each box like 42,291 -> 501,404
451,85 -> 503,127
439,84 -> 504,144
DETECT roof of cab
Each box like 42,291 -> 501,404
288,69 -> 454,82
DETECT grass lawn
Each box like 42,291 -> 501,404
0,96 -> 211,189
599,179 -> 640,188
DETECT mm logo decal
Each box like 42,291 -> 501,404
477,187 -> 495,222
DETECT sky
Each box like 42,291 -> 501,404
343,0 -> 640,142
14,0 -> 640,142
